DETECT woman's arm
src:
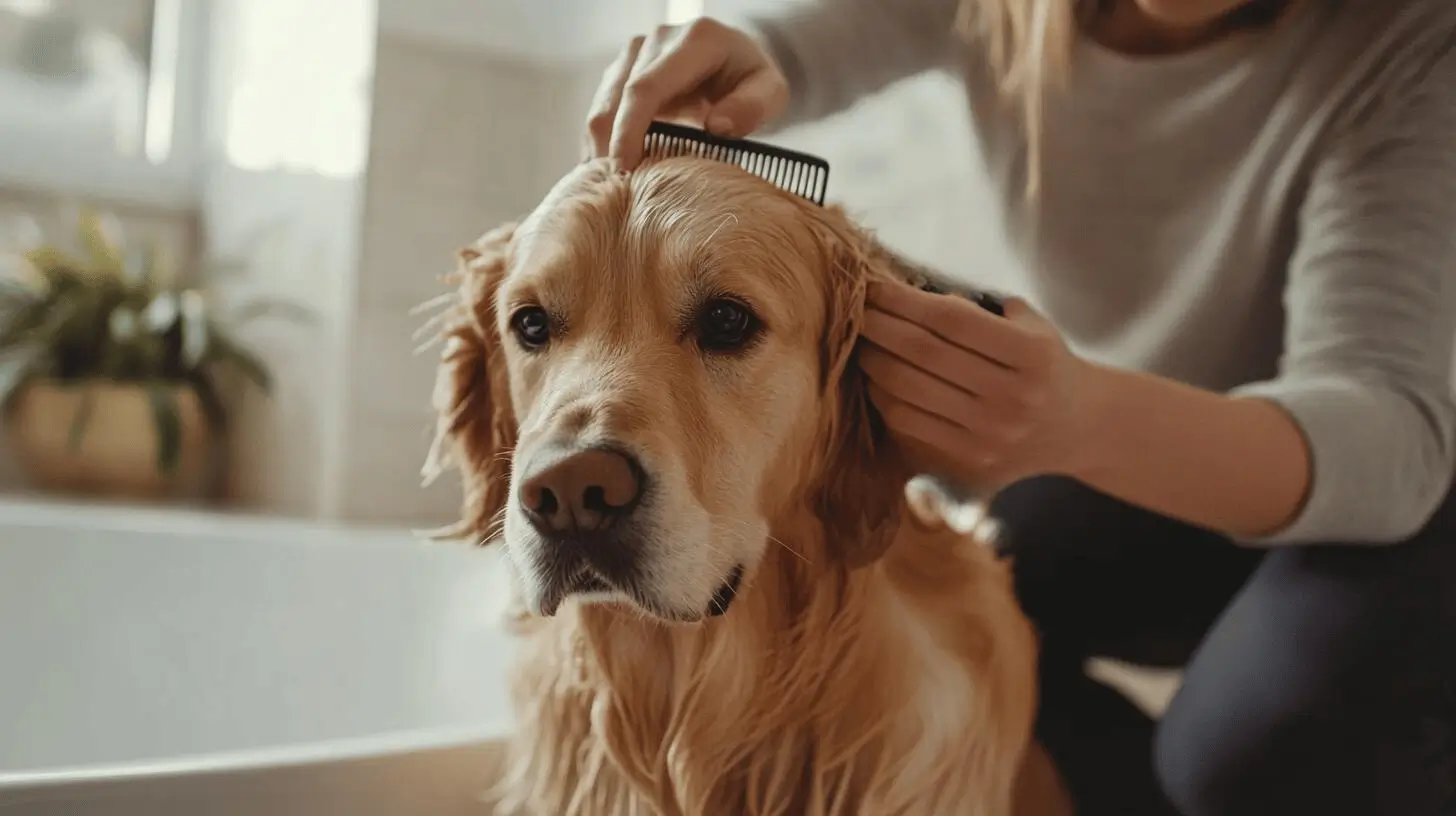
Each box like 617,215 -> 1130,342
1070,365 -> 1314,539
862,46 -> 1456,545
860,291 -> 1316,539
736,0 -> 963,129
1208,46 -> 1456,544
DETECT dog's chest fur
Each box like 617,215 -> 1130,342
492,538 -> 1030,816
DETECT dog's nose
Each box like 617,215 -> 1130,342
518,446 -> 644,536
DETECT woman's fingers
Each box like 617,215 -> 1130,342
585,19 -> 787,169
610,25 -> 725,168
862,280 -> 1084,488
866,382 -> 969,451
860,345 -> 985,428
866,382 -> 1003,482
584,36 -> 646,160
861,306 -> 1020,399
866,281 -> 1048,371
628,29 -> 711,130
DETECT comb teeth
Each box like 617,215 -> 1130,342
643,121 -> 830,206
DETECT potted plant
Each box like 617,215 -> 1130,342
0,210 -> 308,501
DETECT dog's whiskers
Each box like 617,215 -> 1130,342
767,533 -> 808,564
410,307 -> 458,340
711,513 -> 810,565
487,506 -> 509,538
413,336 -> 445,356
410,305 -> 465,355
409,291 -> 458,317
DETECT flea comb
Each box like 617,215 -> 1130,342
643,121 -> 830,206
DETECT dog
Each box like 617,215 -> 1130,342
421,156 -> 1065,815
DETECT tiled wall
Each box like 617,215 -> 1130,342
333,34 -> 594,526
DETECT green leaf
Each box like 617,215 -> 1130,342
138,237 -> 171,290
23,246 -> 85,279
77,209 -> 126,279
0,346 -> 40,410
209,336 -> 272,393
0,210 -> 290,398
2,295 -> 74,362
0,277 -> 38,302
0,299 -> 44,351
65,386 -> 95,451
186,373 -> 228,435
148,385 -> 183,474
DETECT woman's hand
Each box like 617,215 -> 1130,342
583,19 -> 788,170
859,282 -> 1099,489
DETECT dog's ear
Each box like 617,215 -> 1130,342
422,222 -> 518,543
808,213 -> 903,567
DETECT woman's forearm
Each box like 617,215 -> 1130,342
1068,362 -> 1312,539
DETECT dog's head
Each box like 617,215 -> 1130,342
425,158 -> 904,623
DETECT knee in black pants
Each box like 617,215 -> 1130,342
1152,696 -> 1276,816
1151,538 -> 1456,816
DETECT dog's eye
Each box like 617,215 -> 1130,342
510,306 -> 551,349
696,298 -> 760,353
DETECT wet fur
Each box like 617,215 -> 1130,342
422,159 -> 1044,815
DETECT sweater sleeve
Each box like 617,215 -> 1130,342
726,0 -> 963,129
1230,46 -> 1456,545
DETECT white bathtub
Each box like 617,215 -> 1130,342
0,497 -> 518,815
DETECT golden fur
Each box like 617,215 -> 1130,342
422,158 -> 1053,815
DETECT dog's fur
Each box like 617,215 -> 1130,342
422,158 -> 1046,815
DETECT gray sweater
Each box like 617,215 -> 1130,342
742,0 -> 1456,545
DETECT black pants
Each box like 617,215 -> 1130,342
990,476 -> 1456,816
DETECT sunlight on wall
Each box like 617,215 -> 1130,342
223,0 -> 373,178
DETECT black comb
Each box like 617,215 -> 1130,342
643,121 -> 830,206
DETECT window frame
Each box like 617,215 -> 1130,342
0,0 -> 211,209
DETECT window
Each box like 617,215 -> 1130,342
664,0 -> 705,24
0,0 -> 206,207
222,0 -> 373,179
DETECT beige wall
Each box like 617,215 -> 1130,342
330,34 -> 595,527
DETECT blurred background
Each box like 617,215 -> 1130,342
0,0 -> 1018,530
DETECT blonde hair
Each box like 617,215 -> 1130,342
956,0 -> 1078,195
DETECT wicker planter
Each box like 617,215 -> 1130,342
5,380 -> 212,501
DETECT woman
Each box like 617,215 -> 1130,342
586,1 -> 1456,813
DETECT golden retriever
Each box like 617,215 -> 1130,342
421,156 -> 1063,816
